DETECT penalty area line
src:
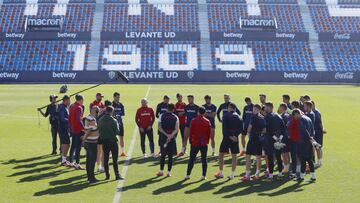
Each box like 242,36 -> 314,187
112,85 -> 152,203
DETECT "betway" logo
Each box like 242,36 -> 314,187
226,72 -> 251,79
335,72 -> 354,80
284,72 -> 308,80
0,72 -> 19,79
52,72 -> 77,79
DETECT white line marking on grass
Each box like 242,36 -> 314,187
112,85 -> 152,203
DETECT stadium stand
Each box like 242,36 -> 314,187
102,4 -> 199,32
208,4 -> 305,32
0,3 -> 95,32
211,41 -> 315,71
99,41 -> 201,71
321,41 -> 360,71
0,0 -> 359,72
0,41 -> 89,71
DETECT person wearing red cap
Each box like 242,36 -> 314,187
135,98 -> 155,158
184,107 -> 211,180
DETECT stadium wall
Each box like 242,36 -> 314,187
0,70 -> 359,84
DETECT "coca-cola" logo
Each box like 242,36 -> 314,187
335,72 -> 354,80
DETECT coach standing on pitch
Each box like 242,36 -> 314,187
135,98 -> 156,158
69,94 -> 85,170
98,106 -> 124,180
38,94 -> 60,155
185,107 -> 211,180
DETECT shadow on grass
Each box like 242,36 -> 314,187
185,179 -> 230,194
34,175 -> 114,196
119,176 -> 166,192
152,179 -> 204,195
213,177 -> 314,198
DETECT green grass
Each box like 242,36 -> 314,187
0,84 -> 359,203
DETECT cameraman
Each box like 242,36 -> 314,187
38,95 -> 60,155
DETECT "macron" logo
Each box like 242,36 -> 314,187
52,72 -> 77,79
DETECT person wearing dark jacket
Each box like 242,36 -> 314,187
216,94 -> 241,122
156,104 -> 179,177
185,107 -> 211,180
264,102 -> 286,181
241,97 -> 253,156
98,106 -> 124,180
292,109 -> 317,182
58,95 -> 71,166
214,103 -> 243,180
38,94 -> 60,155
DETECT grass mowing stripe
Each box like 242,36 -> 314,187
112,85 -> 152,203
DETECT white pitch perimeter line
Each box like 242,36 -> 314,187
112,85 -> 152,203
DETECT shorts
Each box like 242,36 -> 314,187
118,124 -> 124,137
219,138 -> 239,154
59,127 -> 70,144
158,135 -> 177,156
314,133 -> 323,146
246,135 -> 262,156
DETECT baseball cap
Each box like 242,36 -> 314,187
96,93 -> 104,97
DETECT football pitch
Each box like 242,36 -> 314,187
0,84 -> 359,203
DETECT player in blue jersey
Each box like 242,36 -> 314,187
263,102 -> 286,181
156,104 -> 179,177
282,94 -> 293,114
304,101 -> 316,125
241,97 -> 253,156
203,95 -> 217,156
180,95 -> 199,156
241,104 -> 266,181
156,95 -> 170,118
278,103 -> 291,173
112,92 -> 127,157
216,94 -> 241,122
311,100 -> 325,168
214,103 -> 243,180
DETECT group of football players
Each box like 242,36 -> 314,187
40,92 -> 324,183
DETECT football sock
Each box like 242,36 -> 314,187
296,165 -> 301,173
311,173 -> 316,179
269,174 -> 273,178
300,173 -> 305,179
245,170 -> 251,177
61,156 -> 66,162
255,170 -> 260,176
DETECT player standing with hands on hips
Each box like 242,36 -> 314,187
215,103 -> 243,180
